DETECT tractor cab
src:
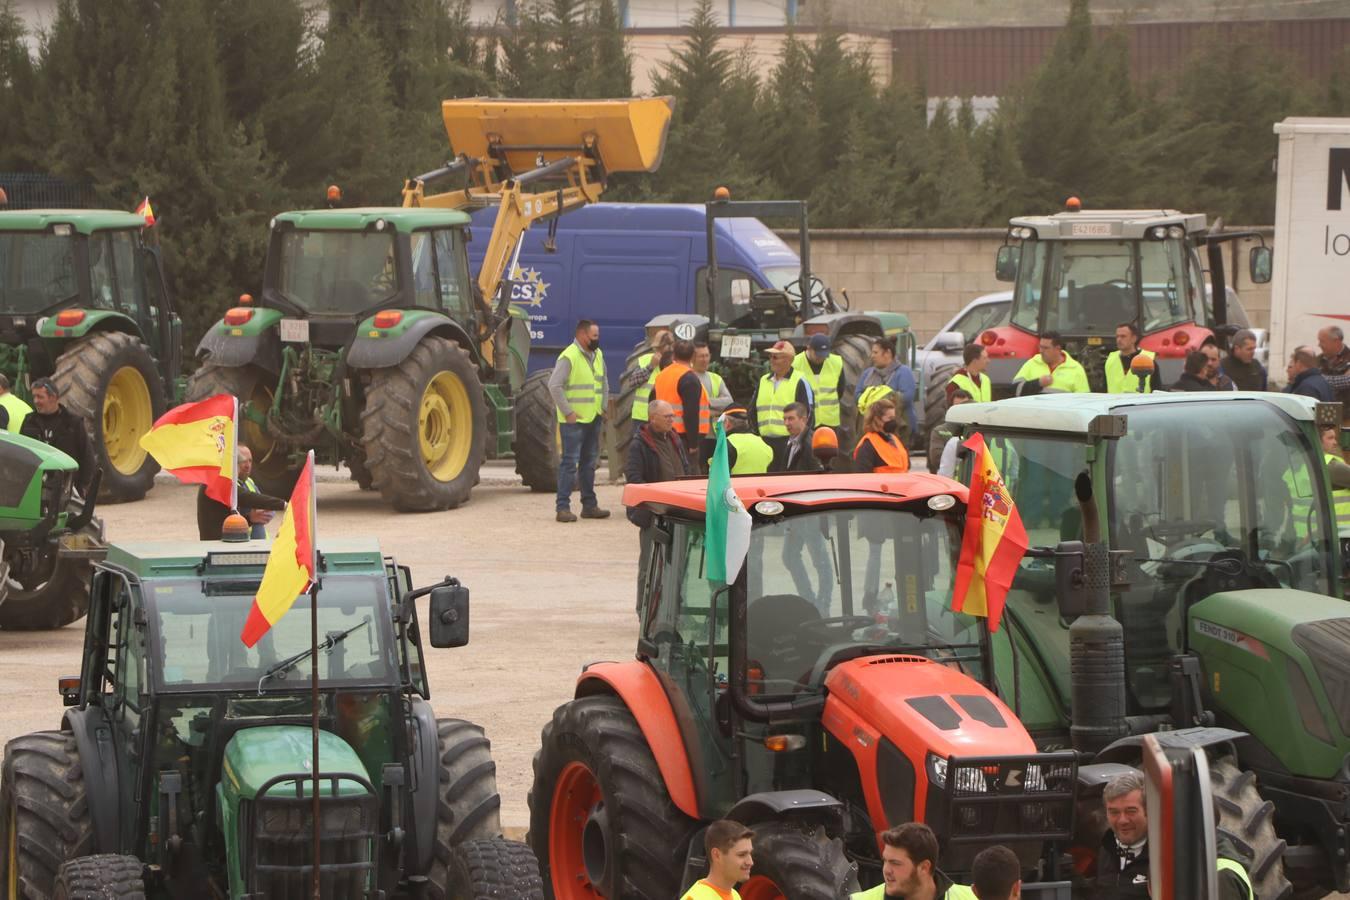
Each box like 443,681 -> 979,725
982,204 -> 1271,395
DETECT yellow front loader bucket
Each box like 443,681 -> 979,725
441,97 -> 674,175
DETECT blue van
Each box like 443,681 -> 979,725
465,203 -> 818,390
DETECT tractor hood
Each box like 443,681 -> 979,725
1190,588 -> 1350,779
0,432 -> 77,531
220,725 -> 370,801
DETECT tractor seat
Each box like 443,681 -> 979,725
747,594 -> 823,690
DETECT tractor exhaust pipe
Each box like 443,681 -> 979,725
1067,472 -> 1128,756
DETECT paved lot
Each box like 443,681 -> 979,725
0,468 -> 637,828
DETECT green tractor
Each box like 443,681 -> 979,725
0,536 -> 543,897
0,430 -> 103,629
945,392 -> 1349,899
0,210 -> 183,502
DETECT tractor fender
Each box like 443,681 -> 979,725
404,698 -> 439,876
798,313 -> 884,340
196,313 -> 284,373
727,790 -> 846,833
37,309 -> 144,344
1094,726 -> 1248,765
60,707 -> 121,854
575,660 -> 700,819
346,312 -> 477,370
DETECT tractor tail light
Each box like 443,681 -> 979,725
224,307 -> 254,326
1171,330 -> 1190,347
980,330 -> 997,346
55,309 -> 85,327
373,310 -> 403,329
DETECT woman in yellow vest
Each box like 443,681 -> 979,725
853,398 -> 909,473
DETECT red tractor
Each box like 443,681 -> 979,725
528,473 -> 1079,899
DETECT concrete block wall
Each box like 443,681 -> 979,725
781,228 -> 1275,341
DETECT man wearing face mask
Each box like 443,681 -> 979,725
549,319 -> 610,522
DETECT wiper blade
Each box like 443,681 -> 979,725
256,616 -> 370,693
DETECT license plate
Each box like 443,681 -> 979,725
279,318 -> 310,343
721,335 -> 751,359
1087,336 -> 1103,345
1071,222 -> 1112,236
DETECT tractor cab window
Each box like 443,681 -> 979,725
1017,239 -> 1187,336
1010,242 -> 1045,332
88,233 -> 117,309
275,230 -> 398,314
746,508 -> 976,694
410,228 -> 472,317
0,230 -> 77,312
147,576 -> 398,691
109,230 -> 147,315
696,266 -> 756,327
113,579 -> 146,709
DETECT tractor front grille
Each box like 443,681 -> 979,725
928,752 -> 1078,844
243,773 -> 379,900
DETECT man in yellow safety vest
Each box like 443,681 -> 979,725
1104,322 -> 1157,393
549,318 -> 610,523
0,373 -> 32,432
1321,425 -> 1350,536
723,408 -> 774,475
754,341 -> 812,468
627,329 -> 673,429
680,820 -> 755,900
947,344 -> 992,405
1013,331 -> 1089,395
850,822 -> 975,900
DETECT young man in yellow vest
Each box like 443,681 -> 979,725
681,820 -> 755,900
754,341 -> 812,468
0,373 -> 32,432
627,329 -> 673,428
548,319 -> 610,523
947,344 -> 992,405
1012,331 -> 1089,395
851,822 -> 975,900
794,333 -> 846,425
1321,425 -> 1350,537
1104,322 -> 1158,394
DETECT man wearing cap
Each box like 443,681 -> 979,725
723,408 -> 774,475
753,341 -> 813,468
21,377 -> 95,494
793,333 -> 846,440
0,373 -> 32,432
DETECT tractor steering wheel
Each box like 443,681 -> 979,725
784,276 -> 830,313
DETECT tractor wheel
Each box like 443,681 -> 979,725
186,362 -> 298,495
528,695 -> 695,900
446,838 -> 545,900
0,731 -> 95,898
346,451 -> 375,491
513,369 -> 559,493
738,821 -> 859,900
613,342 -> 652,474
362,337 -> 487,512
1210,756 -> 1292,900
53,854 -> 146,899
0,524 -> 97,630
54,332 -> 165,504
424,719 -> 504,900
831,332 -> 872,420
923,362 -> 959,451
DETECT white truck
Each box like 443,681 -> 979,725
1271,117 -> 1350,377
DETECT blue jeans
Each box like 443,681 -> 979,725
557,419 -> 602,512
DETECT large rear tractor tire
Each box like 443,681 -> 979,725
0,523 -> 98,630
922,362 -> 959,452
513,369 -> 559,493
528,695 -> 695,900
424,719 -> 505,900
362,337 -> 487,512
1210,756 -> 1292,900
53,854 -> 146,899
54,332 -> 165,504
185,362 -> 297,495
447,838 -> 545,900
0,731 -> 95,898
737,821 -> 859,900
831,332 -> 872,423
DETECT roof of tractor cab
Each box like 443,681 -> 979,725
273,207 -> 471,233
0,209 -> 147,233
946,391 -> 1323,437
104,536 -> 387,581
623,472 -> 967,516
1009,209 -> 1207,239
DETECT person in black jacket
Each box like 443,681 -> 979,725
779,402 -> 823,473
196,456 -> 288,540
626,399 -> 692,615
1171,351 -> 1213,392
20,377 -> 95,494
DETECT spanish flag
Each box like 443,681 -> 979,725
952,432 -> 1028,632
138,394 -> 237,507
241,451 -> 315,648
135,196 -> 155,227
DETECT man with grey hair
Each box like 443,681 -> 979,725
0,373 -> 33,432
1096,771 -> 1150,899
1223,329 -> 1266,392
1318,325 -> 1350,421
1285,346 -> 1334,401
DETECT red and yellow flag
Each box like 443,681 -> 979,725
952,432 -> 1028,632
135,196 -> 155,227
241,451 -> 316,648
138,394 -> 237,507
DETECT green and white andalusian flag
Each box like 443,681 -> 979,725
705,421 -> 753,584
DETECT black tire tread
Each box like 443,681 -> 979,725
1210,756 -> 1291,900
53,854 -> 146,899
424,718 -> 504,900
513,368 -> 559,493
447,838 -> 545,900
54,331 -> 165,503
0,730 -> 95,898
527,695 -> 694,899
923,361 -> 960,450
361,336 -> 487,512
0,538 -> 94,630
747,821 -> 859,900
184,363 -> 298,495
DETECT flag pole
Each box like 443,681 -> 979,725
310,577 -> 321,900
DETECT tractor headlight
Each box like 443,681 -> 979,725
927,752 -> 949,787
927,754 -> 990,794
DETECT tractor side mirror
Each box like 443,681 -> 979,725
1249,245 -> 1272,284
995,245 -> 1019,282
428,582 -> 470,648
932,331 -> 965,354
1053,541 -> 1088,619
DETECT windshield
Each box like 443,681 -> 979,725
763,266 -> 806,292
275,230 -> 398,314
948,300 -> 1010,340
147,576 -> 398,691
0,232 -> 78,313
1011,239 -> 1191,336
